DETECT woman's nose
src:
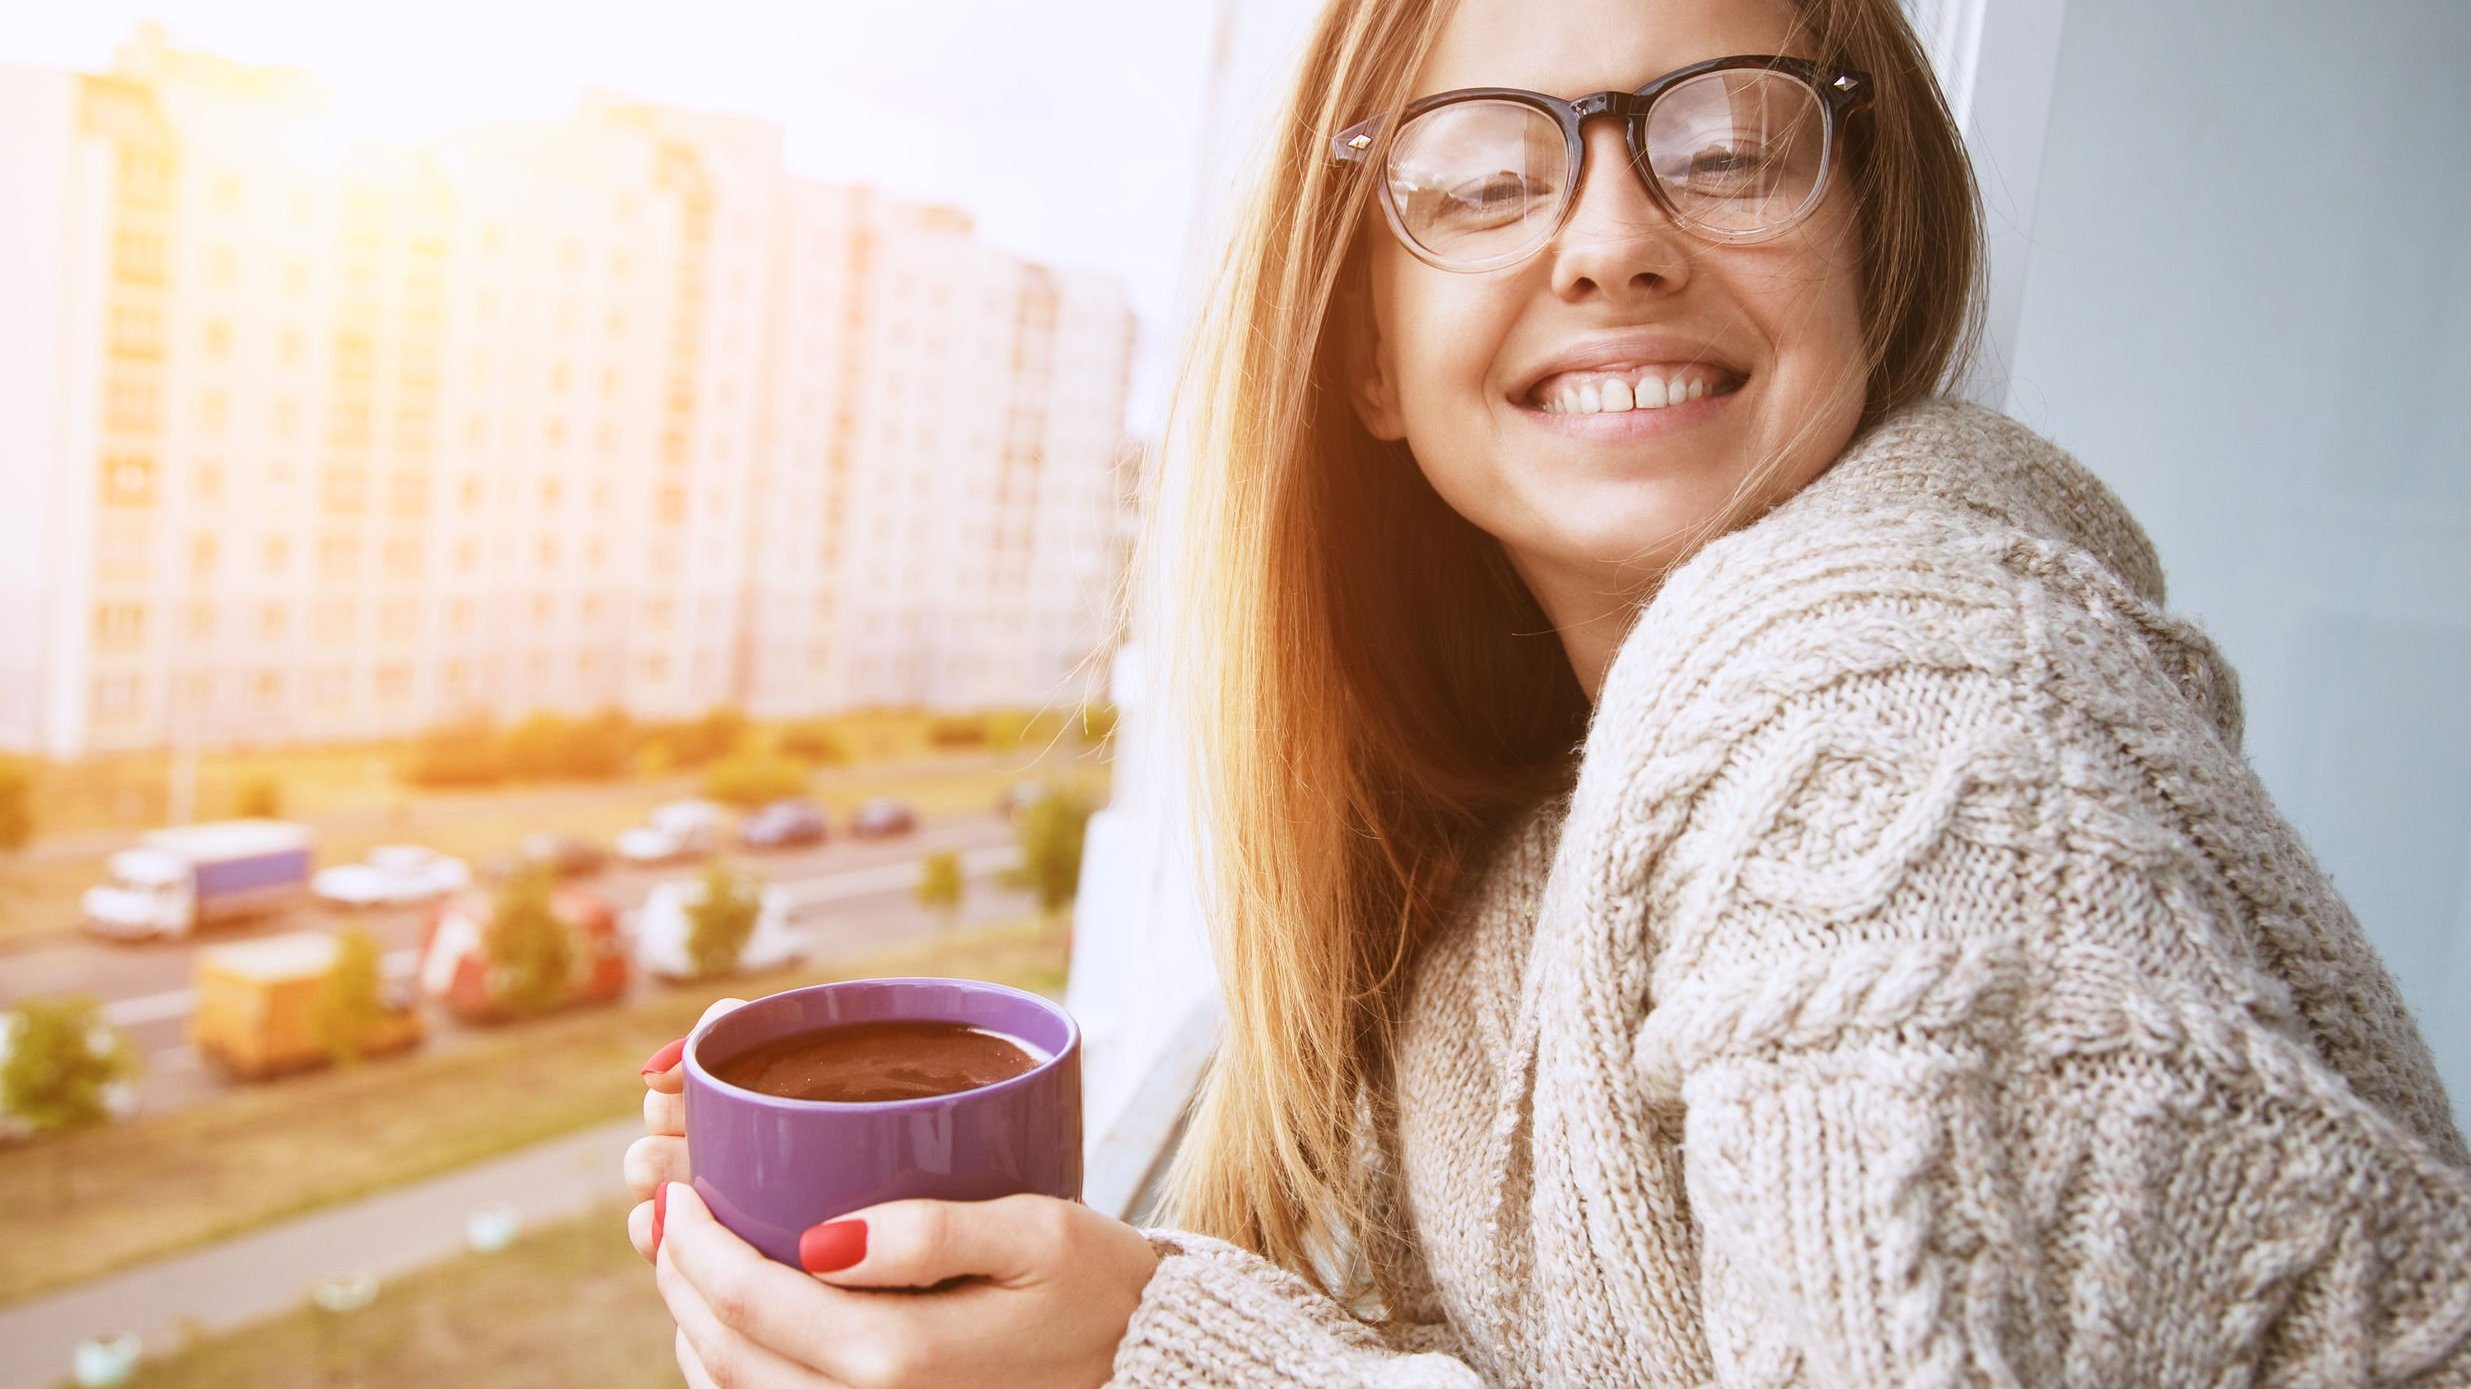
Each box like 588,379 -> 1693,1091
1548,122 -> 1692,304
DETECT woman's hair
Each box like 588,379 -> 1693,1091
1151,0 -> 1983,1310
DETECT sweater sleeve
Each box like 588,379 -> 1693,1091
1630,647 -> 2471,1386
1103,1229 -> 1484,1388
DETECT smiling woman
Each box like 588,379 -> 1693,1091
615,0 -> 2471,1383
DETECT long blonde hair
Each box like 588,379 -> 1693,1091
1152,0 -> 1982,1310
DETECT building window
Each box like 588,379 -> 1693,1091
101,455 -> 155,506
94,674 -> 144,718
93,602 -> 147,650
319,535 -> 359,578
105,378 -> 159,434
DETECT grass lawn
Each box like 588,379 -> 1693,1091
0,915 -> 1073,1306
0,751 -> 1107,949
77,1200 -> 680,1389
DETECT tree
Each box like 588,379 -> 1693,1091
501,712 -> 577,782
667,706 -> 750,768
1013,786 -> 1093,918
685,861 -> 763,979
916,849 -> 964,922
1076,703 -> 1118,748
1,996 -> 138,1141
234,772 -> 283,819
0,756 -> 31,854
485,868 -> 572,1017
316,925 -> 390,1065
701,753 -> 808,810
403,713 -> 505,788
777,721 -> 847,767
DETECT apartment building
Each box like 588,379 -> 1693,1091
0,31 -> 1135,759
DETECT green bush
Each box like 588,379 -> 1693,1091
1012,786 -> 1094,918
1,996 -> 138,1140
777,721 -> 848,767
1077,703 -> 1119,747
684,862 -> 764,979
317,926 -> 390,1065
402,715 -> 505,789
663,707 -> 750,768
916,849 -> 963,917
926,714 -> 988,749
485,870 -> 572,1017
700,753 -> 807,810
233,773 -> 283,819
0,756 -> 32,853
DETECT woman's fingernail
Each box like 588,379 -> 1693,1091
642,1038 -> 686,1077
798,1220 -> 866,1274
652,1183 -> 669,1255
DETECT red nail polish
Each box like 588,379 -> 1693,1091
642,1038 -> 686,1077
652,1183 -> 668,1255
798,1220 -> 866,1273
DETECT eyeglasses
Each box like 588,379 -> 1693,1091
1332,55 -> 1872,273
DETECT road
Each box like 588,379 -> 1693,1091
0,813 -> 1027,1115
0,1116 -> 647,1389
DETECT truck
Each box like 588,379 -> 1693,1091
187,930 -> 424,1080
82,820 -> 316,942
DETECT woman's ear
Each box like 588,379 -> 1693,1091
1338,280 -> 1409,443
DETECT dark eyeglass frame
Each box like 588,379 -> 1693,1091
1331,54 -> 1874,272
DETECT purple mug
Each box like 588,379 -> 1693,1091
683,976 -> 1083,1267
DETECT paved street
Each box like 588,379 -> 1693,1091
0,1117 -> 645,1389
0,811 -> 1025,1115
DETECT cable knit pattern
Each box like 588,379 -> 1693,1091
1105,400 -> 2471,1388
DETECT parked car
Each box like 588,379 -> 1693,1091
417,886 -> 628,1023
189,930 -> 423,1079
848,797 -> 918,839
313,845 -> 471,909
617,800 -> 728,866
631,872 -> 804,981
479,832 -> 609,884
82,819 -> 315,942
738,798 -> 828,850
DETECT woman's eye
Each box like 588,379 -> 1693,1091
1681,147 -> 1781,189
1438,173 -> 1549,224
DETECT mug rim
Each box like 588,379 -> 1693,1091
683,975 -> 1080,1112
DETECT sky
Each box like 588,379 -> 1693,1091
0,1 -> 1233,429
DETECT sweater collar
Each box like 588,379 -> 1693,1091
1765,398 -> 2168,607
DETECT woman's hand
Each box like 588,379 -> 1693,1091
626,997 -> 745,1261
653,1181 -> 1160,1389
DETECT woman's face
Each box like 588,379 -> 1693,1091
1349,0 -> 1869,632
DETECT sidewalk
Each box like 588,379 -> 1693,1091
0,1118 -> 643,1389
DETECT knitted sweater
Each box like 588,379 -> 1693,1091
1105,400 -> 2471,1388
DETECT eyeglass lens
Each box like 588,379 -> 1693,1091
1382,70 -> 1832,266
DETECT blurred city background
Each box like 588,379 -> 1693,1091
4,0 -> 2469,1386
0,5 -> 1205,1385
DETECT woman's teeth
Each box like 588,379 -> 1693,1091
1536,370 -> 1730,415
